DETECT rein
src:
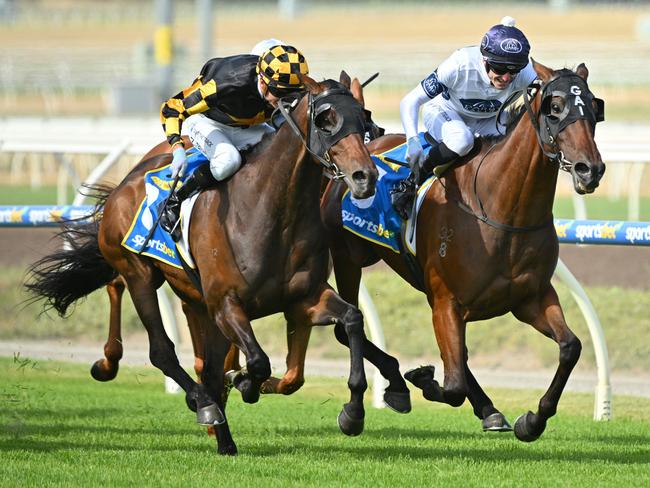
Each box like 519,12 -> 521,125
443,70 -> 602,233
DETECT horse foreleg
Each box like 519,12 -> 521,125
210,293 -> 271,405
331,250 -> 410,413
259,313 -> 311,395
90,276 -> 126,382
190,305 -> 237,455
291,284 -> 368,436
512,285 -> 582,442
418,297 -> 468,407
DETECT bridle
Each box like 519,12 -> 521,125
276,86 -> 368,180
454,69 -> 605,233
522,70 -> 604,172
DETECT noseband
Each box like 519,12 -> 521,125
523,70 -> 605,172
276,87 -> 367,180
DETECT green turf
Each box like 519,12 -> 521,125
553,196 -> 650,221
7,263 -> 650,372
0,185 -> 76,205
0,357 -> 648,487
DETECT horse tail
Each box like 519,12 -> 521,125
25,185 -> 118,317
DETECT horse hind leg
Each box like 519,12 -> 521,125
91,276 -> 126,382
464,361 -> 512,432
124,268 -> 224,427
511,286 -> 582,442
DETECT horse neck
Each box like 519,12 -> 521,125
248,102 -> 322,223
467,107 -> 559,228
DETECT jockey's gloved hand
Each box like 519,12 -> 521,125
170,147 -> 187,178
406,136 -> 425,168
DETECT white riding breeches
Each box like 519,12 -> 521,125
183,114 -> 275,181
421,98 -> 505,156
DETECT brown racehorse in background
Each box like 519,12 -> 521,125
26,75 -> 381,455
318,61 -> 606,442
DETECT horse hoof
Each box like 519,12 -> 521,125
90,359 -> 118,382
404,365 -> 436,390
217,443 -> 238,456
482,412 -> 512,432
337,404 -> 364,437
514,411 -> 543,442
239,379 -> 261,404
384,390 -> 411,414
197,403 -> 226,426
228,370 -> 261,404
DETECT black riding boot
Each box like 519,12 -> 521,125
159,164 -> 218,241
391,141 -> 459,220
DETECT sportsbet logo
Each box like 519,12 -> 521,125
574,222 -> 621,241
554,221 -> 571,238
132,234 -> 176,259
625,224 -> 650,244
342,210 -> 394,240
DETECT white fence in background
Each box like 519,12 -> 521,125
1,119 -> 648,218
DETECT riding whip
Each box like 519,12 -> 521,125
361,72 -> 379,88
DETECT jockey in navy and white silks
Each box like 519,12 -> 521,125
392,17 -> 538,219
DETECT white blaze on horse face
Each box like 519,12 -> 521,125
571,85 -> 585,116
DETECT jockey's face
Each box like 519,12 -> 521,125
259,78 -> 281,108
485,61 -> 517,90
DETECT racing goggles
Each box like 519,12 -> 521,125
487,62 -> 523,76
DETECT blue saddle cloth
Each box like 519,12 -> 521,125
341,133 -> 433,253
121,148 -> 208,268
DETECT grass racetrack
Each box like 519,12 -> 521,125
1,357 -> 649,487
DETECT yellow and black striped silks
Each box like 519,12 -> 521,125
160,54 -> 275,147
256,45 -> 309,90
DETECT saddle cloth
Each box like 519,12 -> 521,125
341,132 -> 437,255
121,149 -> 207,269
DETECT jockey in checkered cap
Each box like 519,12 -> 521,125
392,16 -> 538,219
159,43 -> 309,240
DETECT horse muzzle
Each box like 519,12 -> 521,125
571,159 -> 605,195
348,167 -> 377,199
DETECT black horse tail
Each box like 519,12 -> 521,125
25,185 -> 118,317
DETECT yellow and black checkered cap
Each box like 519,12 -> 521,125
256,45 -> 309,89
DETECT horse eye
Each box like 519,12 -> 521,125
551,102 -> 562,113
315,109 -> 334,133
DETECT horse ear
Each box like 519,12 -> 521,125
339,70 -> 351,89
299,74 -> 323,94
576,63 -> 589,81
531,58 -> 554,82
350,77 -> 365,107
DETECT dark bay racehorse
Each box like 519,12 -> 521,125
318,61 -> 606,441
86,74 -> 408,410
26,75 -> 379,454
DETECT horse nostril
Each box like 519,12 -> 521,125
352,170 -> 368,184
574,161 -> 591,178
